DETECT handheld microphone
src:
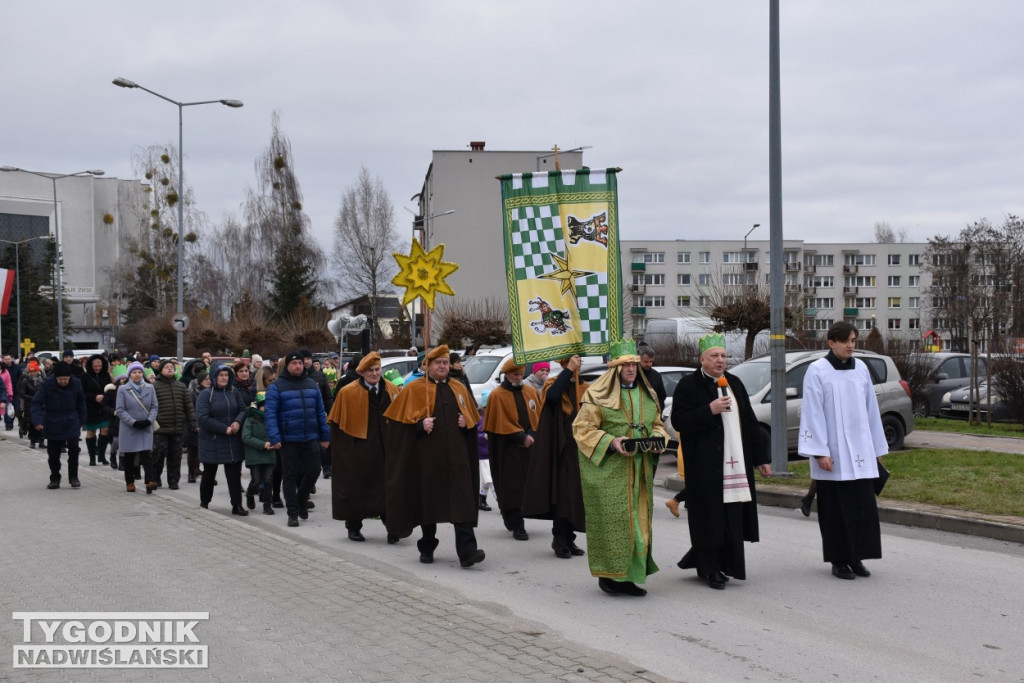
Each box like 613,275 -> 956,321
717,376 -> 731,411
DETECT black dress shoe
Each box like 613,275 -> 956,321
348,530 -> 366,542
800,494 -> 813,517
231,505 -> 249,516
47,481 -> 60,489
618,582 -> 648,597
832,563 -> 856,580
552,538 -> 572,559
598,578 -> 620,595
304,500 -> 315,509
850,561 -> 871,577
419,551 -> 434,564
287,515 -> 299,527
568,541 -> 585,556
69,478 -> 81,488
200,501 -> 209,509
272,499 -> 284,508
387,533 -> 400,544
298,508 -> 308,520
708,572 -> 727,590
460,549 -> 485,568
512,528 -> 529,541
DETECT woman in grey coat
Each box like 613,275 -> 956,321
115,361 -> 159,493
197,364 -> 248,515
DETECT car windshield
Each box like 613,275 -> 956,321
464,356 -> 502,384
660,370 -> 692,396
729,360 -> 772,395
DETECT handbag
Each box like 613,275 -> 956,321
873,462 -> 890,495
128,388 -> 159,431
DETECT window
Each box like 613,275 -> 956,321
806,297 -> 835,309
888,254 -> 901,265
633,273 -> 663,286
854,318 -> 875,331
698,251 -> 711,264
908,254 -> 920,266
909,296 -> 920,308
722,273 -> 750,286
806,254 -> 834,267
698,273 -> 711,286
641,252 -> 664,263
643,296 -> 665,307
888,319 -> 901,330
887,276 -> 901,287
676,295 -> 691,307
677,251 -> 691,264
723,251 -> 744,263
698,295 -> 710,307
844,276 -> 876,287
908,275 -> 920,287
908,318 -> 920,330
805,275 -> 835,288
932,296 -> 949,308
677,273 -> 691,286
853,297 -> 876,308
844,254 -> 876,266
805,318 -> 835,331
888,297 -> 901,309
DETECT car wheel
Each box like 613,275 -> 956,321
912,399 -> 930,418
881,415 -> 905,451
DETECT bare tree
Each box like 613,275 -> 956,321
332,166 -> 399,346
873,221 -> 908,243
435,297 -> 511,348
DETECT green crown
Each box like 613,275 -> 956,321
698,332 -> 726,355
609,338 -> 638,359
383,368 -> 405,386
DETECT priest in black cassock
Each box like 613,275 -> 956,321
671,333 -> 771,590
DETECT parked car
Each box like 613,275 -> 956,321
465,347 -> 603,405
940,381 -> 1016,422
379,355 -> 420,378
911,352 -> 988,417
728,349 -> 914,452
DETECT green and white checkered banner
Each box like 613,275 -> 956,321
499,168 -> 623,364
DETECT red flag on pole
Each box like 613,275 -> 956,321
0,268 -> 15,316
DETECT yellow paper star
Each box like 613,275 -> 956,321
392,238 -> 459,310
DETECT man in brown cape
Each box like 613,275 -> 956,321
522,355 -> 588,559
327,352 -> 400,543
383,345 -> 485,568
482,358 -> 540,541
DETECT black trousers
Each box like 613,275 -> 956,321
152,433 -> 183,487
200,462 -> 244,508
46,437 -> 81,483
247,463 -> 275,502
281,440 -> 321,517
816,478 -> 882,564
122,450 -> 155,485
418,522 -> 478,562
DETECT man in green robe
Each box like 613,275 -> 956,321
572,340 -> 668,597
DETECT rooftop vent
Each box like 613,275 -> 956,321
469,141 -> 485,151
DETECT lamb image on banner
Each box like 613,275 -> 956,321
498,168 -> 623,364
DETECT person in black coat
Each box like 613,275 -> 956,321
639,345 -> 667,411
670,334 -> 771,590
31,362 -> 87,489
81,354 -> 113,466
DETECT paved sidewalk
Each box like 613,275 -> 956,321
0,437 -> 669,682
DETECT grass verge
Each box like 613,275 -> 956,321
914,417 -> 1024,438
767,449 -> 1024,517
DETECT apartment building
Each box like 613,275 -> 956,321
623,239 -> 936,345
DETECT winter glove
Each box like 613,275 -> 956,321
134,419 -> 152,429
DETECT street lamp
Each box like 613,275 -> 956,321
743,223 -> 761,291
535,145 -> 592,171
112,77 -> 242,362
0,235 -> 49,357
0,166 -> 105,354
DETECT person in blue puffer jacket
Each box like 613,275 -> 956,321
265,350 -> 330,527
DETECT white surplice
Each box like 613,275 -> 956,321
798,357 -> 888,481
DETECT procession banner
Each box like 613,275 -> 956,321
498,168 -> 623,365
0,268 -> 14,316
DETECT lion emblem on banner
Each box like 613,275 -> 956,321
528,297 -> 571,335
567,212 -> 609,246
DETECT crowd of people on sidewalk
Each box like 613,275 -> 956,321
17,320 -> 888,594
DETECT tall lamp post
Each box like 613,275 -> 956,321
742,223 -> 761,292
0,235 -> 49,356
112,77 -> 242,362
0,167 -> 105,354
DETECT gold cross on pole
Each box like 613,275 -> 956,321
551,144 -> 561,171
20,338 -> 35,357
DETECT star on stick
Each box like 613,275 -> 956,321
538,252 -> 594,305
392,238 -> 459,310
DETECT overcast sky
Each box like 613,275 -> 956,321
4,1 -> 1023,250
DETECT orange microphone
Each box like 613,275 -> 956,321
717,376 -> 731,411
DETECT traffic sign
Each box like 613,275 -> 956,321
171,312 -> 190,332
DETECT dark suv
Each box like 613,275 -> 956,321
912,352 -> 987,417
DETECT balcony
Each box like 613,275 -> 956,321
744,262 -> 759,271
631,306 -> 647,316
804,264 -> 816,274
629,284 -> 646,294
843,265 -> 858,274
805,308 -> 818,317
804,287 -> 817,295
843,286 -> 859,295
785,262 -> 800,272
843,308 -> 859,316
631,262 -> 646,272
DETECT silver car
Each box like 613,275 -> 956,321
728,350 -> 915,452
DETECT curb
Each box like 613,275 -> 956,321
660,474 -> 1024,546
